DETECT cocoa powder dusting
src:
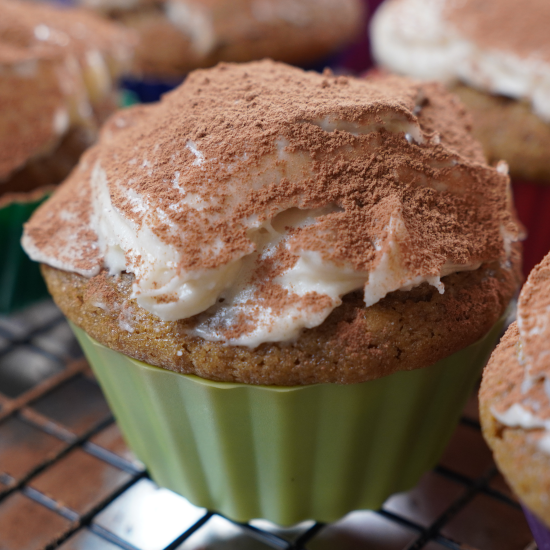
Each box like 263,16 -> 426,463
444,0 -> 550,63
0,0 -> 133,181
24,60 -> 517,342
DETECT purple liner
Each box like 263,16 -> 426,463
522,505 -> 550,549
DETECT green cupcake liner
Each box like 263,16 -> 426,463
72,315 -> 505,525
0,194 -> 50,313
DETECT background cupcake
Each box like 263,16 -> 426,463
370,0 -> 550,275
23,60 -> 520,524
480,253 -> 550,549
0,0 -> 134,312
69,0 -> 367,101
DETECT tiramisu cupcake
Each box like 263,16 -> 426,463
24,60 -> 520,524
75,0 -> 365,100
370,0 -> 550,274
0,0 -> 134,311
480,254 -> 550,549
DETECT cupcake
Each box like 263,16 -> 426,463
0,0 -> 134,311
74,0 -> 366,100
480,254 -> 550,549
23,60 -> 520,524
370,0 -> 550,274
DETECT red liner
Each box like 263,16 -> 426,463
512,180 -> 550,276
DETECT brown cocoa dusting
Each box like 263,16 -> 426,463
444,0 -> 550,64
0,0 -> 133,181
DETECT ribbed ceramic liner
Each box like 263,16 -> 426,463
72,317 -> 504,525
0,195 -> 49,313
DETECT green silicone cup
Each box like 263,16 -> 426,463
0,194 -> 50,313
72,316 -> 505,525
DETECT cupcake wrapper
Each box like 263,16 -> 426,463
71,316 -> 504,525
0,194 -> 50,313
522,505 -> 550,549
512,179 -> 550,276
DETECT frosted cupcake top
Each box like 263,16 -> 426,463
0,0 -> 134,181
23,61 -> 518,346
491,255 -> 550,454
79,0 -> 362,56
371,0 -> 550,121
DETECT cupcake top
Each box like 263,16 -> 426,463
23,60 -> 518,347
489,254 -> 550,454
0,0 -> 134,183
163,0 -> 362,58
76,0 -> 364,79
371,0 -> 550,121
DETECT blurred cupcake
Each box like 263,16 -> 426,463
370,0 -> 550,274
74,0 -> 366,99
0,0 -> 134,312
23,60 -> 520,524
480,254 -> 550,549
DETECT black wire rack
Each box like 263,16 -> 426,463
0,299 -> 536,550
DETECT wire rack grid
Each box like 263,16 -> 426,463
0,299 -> 536,550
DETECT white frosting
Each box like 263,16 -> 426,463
82,50 -> 112,103
493,402 -> 550,455
34,24 -> 70,47
371,0 -> 550,121
492,403 -> 549,430
539,433 -> 550,454
165,0 -> 215,56
90,163 -> 244,321
53,108 -> 70,135
191,207 -> 365,346
310,114 -> 425,143
363,212 -> 479,308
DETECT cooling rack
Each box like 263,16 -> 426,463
0,300 -> 535,550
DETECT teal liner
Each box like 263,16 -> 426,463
0,194 -> 50,313
72,316 -> 505,525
